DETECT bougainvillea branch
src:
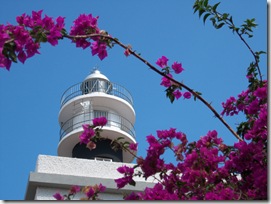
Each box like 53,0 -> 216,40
0,21 -> 242,140
62,32 -> 242,141
193,0 -> 264,82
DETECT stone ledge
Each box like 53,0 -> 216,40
35,154 -> 155,182
25,171 -> 155,200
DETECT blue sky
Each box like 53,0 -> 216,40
0,0 -> 267,200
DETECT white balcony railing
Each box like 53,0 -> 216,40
60,80 -> 133,108
59,110 -> 135,140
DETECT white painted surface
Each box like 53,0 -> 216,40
35,155 -> 153,182
28,155 -> 156,200
35,187 -> 123,200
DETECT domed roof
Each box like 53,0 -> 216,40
84,69 -> 110,81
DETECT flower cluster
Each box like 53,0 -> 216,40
125,183 -> 179,200
53,185 -> 80,200
156,56 -> 191,102
79,116 -> 107,150
92,116 -> 107,127
53,192 -> 65,200
1,10 -> 65,70
69,14 -> 99,48
115,165 -> 135,189
81,184 -> 106,200
126,78 -> 267,200
69,14 -> 109,60
1,11 -> 111,71
79,124 -> 95,144
119,117 -> 266,200
221,80 -> 267,140
156,55 -> 169,68
220,80 -> 267,199
15,10 -> 65,47
53,184 -> 106,200
129,142 -> 138,151
119,128 -> 243,200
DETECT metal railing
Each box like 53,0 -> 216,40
59,110 -> 135,140
60,80 -> 133,108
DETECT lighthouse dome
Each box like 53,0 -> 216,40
81,69 -> 112,94
84,69 -> 110,82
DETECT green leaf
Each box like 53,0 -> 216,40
9,51 -> 17,63
255,51 -> 266,55
193,91 -> 202,101
198,8 -> 205,18
203,0 -> 209,7
193,3 -> 199,13
123,141 -> 130,147
216,22 -> 225,29
116,137 -> 125,141
229,16 -> 233,23
129,179 -> 136,187
222,13 -> 229,20
165,86 -> 175,103
170,95 -> 175,103
210,17 -> 216,26
167,92 -> 175,103
41,32 -> 48,42
212,2 -> 220,12
203,13 -> 211,24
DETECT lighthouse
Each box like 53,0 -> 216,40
58,69 -> 136,163
25,68 -> 155,200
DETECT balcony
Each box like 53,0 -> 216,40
60,80 -> 133,108
59,110 -> 136,141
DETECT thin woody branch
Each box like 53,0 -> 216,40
63,33 -> 242,141
207,9 -> 263,81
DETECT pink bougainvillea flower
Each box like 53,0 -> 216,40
183,91 -> 191,99
25,42 -> 40,58
79,132 -> 90,144
86,141 -> 97,150
70,14 -> 99,36
86,187 -> 95,198
156,56 -> 169,68
0,25 -> 10,45
115,165 -> 135,188
124,48 -> 131,57
90,41 -> 108,60
173,90 -> 182,99
79,125 -> 95,144
18,51 -> 27,63
53,193 -> 64,200
115,177 -> 132,189
0,57 -> 11,71
56,16 -> 65,29
129,143 -> 138,151
69,185 -> 81,194
97,43 -> 107,60
160,73 -> 173,87
92,116 -> 107,126
172,62 -> 184,74
47,28 -> 62,46
221,96 -> 238,116
98,183 -> 106,192
254,86 -> 267,99
117,165 -> 134,175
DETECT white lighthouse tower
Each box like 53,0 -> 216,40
25,68 -> 155,200
58,68 -> 136,163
